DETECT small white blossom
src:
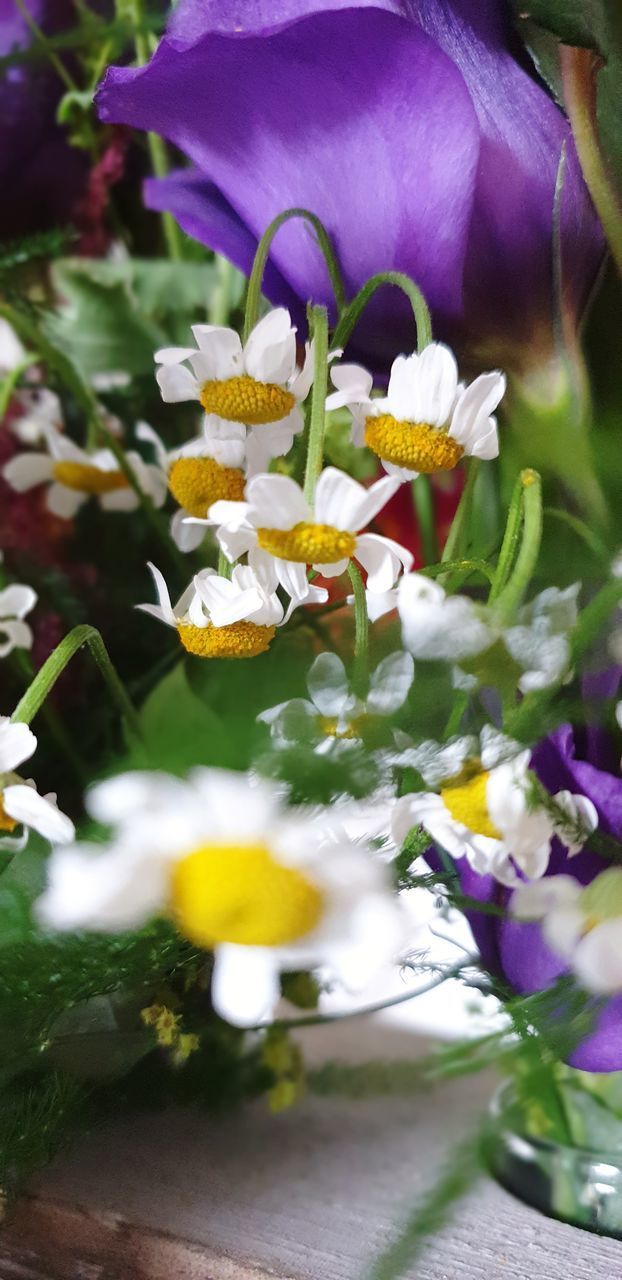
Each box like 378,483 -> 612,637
0,719 -> 74,850
0,559 -> 37,659
3,427 -> 166,519
512,869 -> 622,995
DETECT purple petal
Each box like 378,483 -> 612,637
98,9 -> 481,363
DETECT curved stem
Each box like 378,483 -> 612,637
493,470 -> 543,623
561,45 -> 622,276
12,625 -> 143,744
332,271 -> 432,356
243,209 -> 346,341
441,459 -> 480,566
302,305 -> 329,505
0,356 -> 38,422
488,471 -> 526,603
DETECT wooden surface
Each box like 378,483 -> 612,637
1,1019 -> 621,1279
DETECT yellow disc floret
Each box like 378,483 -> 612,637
365,415 -> 464,474
256,521 -> 357,564
171,841 -> 325,947
199,375 -> 296,425
52,461 -> 129,495
168,456 -> 246,518
177,621 -> 276,659
0,793 -> 17,833
440,770 -> 502,840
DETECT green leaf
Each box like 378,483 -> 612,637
130,661 -> 224,774
512,1 -> 601,48
46,262 -> 167,381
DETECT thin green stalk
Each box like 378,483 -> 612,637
348,561 -> 369,698
411,476 -> 438,565
488,471 -> 528,603
13,0 -> 76,91
125,0 -> 183,261
265,959 -> 470,1031
422,558 -> 494,586
441,458 -> 480,565
217,550 -> 232,580
570,577 -> 622,663
0,356 -> 38,423
332,271 -> 432,355
302,305 -> 329,505
493,470 -> 543,623
561,45 -> 622,277
243,210 -> 346,341
12,625 -> 143,745
10,649 -> 88,785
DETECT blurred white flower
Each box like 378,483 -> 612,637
36,769 -> 404,1027
0,718 -> 74,850
3,427 -> 166,518
512,869 -> 622,995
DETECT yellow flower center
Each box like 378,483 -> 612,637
177,621 -> 276,659
256,522 -> 357,564
440,770 -> 502,840
199,375 -> 296,425
171,841 -> 325,947
0,793 -> 17,833
365,415 -> 464,474
168,456 -> 246,518
52,461 -> 129,495
319,716 -> 360,740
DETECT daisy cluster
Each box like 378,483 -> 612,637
3,298 -> 622,1034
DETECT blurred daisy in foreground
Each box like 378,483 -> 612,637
512,869 -> 622,995
36,769 -> 404,1026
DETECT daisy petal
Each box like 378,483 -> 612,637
156,363 -> 199,403
2,453 -> 53,491
211,944 -> 280,1027
246,473 -> 310,529
3,785 -> 75,843
0,720 -> 37,772
307,652 -> 350,717
367,651 -> 415,715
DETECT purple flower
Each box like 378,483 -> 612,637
96,0 -> 603,372
0,0 -> 87,240
461,696 -> 622,1071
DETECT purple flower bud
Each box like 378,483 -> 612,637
97,0 -> 604,373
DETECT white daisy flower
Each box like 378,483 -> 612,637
397,573 -> 495,662
11,388 -> 63,446
36,769 -> 404,1027
259,650 -> 414,754
0,718 -> 74,850
504,584 -> 580,693
206,467 -> 412,612
138,559 -> 298,659
137,419 -> 249,552
2,426 -> 167,519
0,564 -> 37,659
155,309 -> 314,466
392,727 -> 598,886
326,343 -> 505,481
512,869 -> 622,996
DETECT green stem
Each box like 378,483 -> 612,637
12,625 -> 143,745
217,549 -> 232,579
411,476 -> 438,566
422,559 -> 494,585
0,356 -> 38,423
441,459 -> 480,565
266,959 -> 470,1031
243,210 -> 346,342
493,470 -> 543,623
127,0 -> 183,261
13,0 -> 76,91
332,271 -> 432,356
348,561 -> 369,697
10,648 -> 88,785
302,306 -> 329,505
561,45 -> 622,277
570,577 -> 622,663
488,471 -> 528,603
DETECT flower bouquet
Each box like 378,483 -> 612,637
2,0 -> 622,1270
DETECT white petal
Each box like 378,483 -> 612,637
364,588 -> 398,622
36,843 -> 170,932
191,325 -> 244,379
195,575 -> 263,627
315,469 -> 399,531
170,509 -> 206,552
87,771 -> 185,826
2,453 -> 53,491
154,346 -> 198,365
574,922 -> 622,994
367,651 -> 414,715
46,483 -> 85,519
410,343 -> 459,427
142,562 -> 176,625
211,945 -> 280,1027
0,620 -> 33,656
289,340 -> 315,401
3,784 -> 74,843
307,653 -> 350,717
246,473 -> 310,529
397,573 -> 494,661
156,363 -> 199,403
245,410 -> 303,472
510,874 -> 582,921
0,584 -> 37,620
325,362 -> 374,411
0,720 -> 37,772
355,533 -> 412,593
450,372 -> 506,449
244,309 -> 296,385
135,421 -> 168,470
